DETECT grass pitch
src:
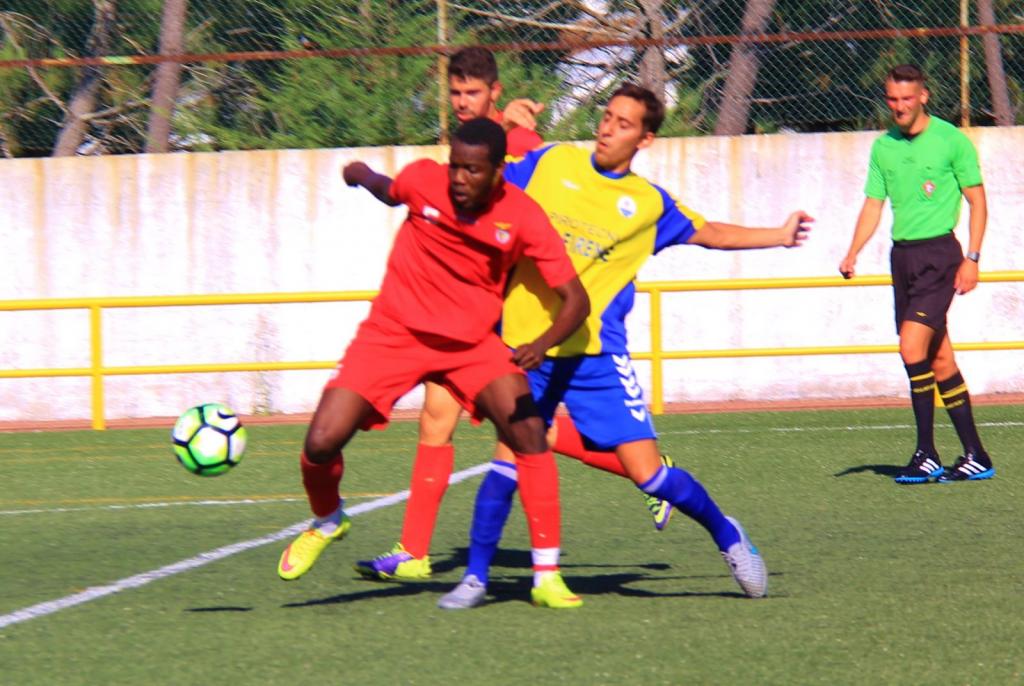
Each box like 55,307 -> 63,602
1,406 -> 1022,685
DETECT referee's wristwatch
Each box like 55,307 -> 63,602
965,251 -> 981,263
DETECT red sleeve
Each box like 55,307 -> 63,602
517,199 -> 576,288
506,127 -> 544,158
389,159 -> 436,205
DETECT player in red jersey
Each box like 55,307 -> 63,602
351,46 -> 559,585
276,118 -> 590,607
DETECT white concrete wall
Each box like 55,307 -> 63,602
2,128 -> 1022,421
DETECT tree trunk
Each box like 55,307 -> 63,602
145,0 -> 189,153
977,0 -> 1014,125
53,1 -> 117,157
713,0 -> 777,136
637,0 -> 666,103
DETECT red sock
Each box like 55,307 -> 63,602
552,415 -> 627,477
399,443 -> 454,558
300,451 -> 344,517
514,450 -> 561,554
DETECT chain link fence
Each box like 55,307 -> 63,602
1,1 -> 1022,157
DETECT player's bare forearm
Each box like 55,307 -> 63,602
687,211 -> 813,250
511,277 -> 589,369
341,161 -> 399,207
839,197 -> 884,278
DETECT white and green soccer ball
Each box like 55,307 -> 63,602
171,403 -> 248,476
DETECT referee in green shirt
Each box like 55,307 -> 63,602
839,64 -> 994,484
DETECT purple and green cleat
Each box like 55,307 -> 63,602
353,543 -> 432,581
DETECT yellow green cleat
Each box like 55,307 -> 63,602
277,513 -> 351,580
530,572 -> 583,609
643,453 -> 675,531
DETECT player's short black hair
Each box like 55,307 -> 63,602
453,117 -> 507,166
449,47 -> 499,85
609,83 -> 666,134
887,64 -> 926,86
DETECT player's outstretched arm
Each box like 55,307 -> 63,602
342,161 -> 400,207
687,211 -> 814,250
511,276 -> 589,370
838,197 -> 884,279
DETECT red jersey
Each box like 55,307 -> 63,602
370,159 -> 575,344
506,126 -> 543,158
493,111 -> 543,157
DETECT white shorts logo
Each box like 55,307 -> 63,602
613,353 -> 647,422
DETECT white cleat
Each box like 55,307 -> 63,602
437,574 -> 487,610
722,516 -> 767,598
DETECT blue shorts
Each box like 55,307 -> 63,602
527,353 -> 657,451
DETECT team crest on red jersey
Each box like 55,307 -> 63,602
494,222 -> 512,244
423,205 -> 441,222
922,180 -> 935,197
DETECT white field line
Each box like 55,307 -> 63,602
5,421 -> 1021,517
0,462 -> 491,631
0,497 -> 307,517
3,417 -> 1021,630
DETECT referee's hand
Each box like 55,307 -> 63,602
838,255 -> 856,279
955,258 -> 980,295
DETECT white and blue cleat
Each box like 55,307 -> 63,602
722,516 -> 768,598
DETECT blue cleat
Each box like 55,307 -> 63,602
937,452 -> 995,482
894,449 -> 943,484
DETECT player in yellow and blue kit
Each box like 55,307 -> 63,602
437,84 -> 814,609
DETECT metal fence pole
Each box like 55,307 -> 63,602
437,0 -> 449,145
960,0 -> 971,126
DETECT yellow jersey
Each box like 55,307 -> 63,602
502,143 -> 705,356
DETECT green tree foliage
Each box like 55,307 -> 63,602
0,0 -> 1020,157
682,0 -> 1022,133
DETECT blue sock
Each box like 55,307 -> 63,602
465,460 -> 518,584
640,466 -> 739,551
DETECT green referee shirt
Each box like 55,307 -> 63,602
864,116 -> 983,241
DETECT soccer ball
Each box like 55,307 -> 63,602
171,403 -> 248,476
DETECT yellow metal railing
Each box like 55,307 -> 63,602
0,291 -> 376,430
2,272 -> 1022,429
635,271 -> 1024,414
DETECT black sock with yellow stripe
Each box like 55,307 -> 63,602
905,360 -> 936,454
937,371 -> 985,456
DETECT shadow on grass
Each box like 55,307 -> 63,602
283,582 -> 442,608
438,547 -> 673,574
186,606 -> 254,613
282,548 -> 781,608
834,463 -> 901,478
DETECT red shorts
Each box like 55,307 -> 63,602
325,313 -> 522,430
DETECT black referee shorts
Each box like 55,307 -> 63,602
890,232 -> 962,334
